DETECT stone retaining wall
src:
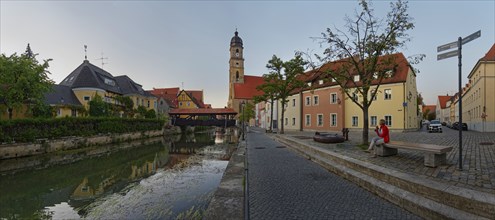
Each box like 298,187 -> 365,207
0,129 -> 169,160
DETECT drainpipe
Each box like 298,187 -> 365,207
403,82 -> 406,131
299,91 -> 303,131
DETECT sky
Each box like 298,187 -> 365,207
1,0 -> 494,108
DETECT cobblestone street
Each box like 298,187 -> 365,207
246,129 -> 420,219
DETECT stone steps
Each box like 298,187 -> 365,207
273,135 -> 494,220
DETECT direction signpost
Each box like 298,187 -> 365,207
437,30 -> 481,170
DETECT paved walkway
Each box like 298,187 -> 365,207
280,126 -> 495,194
246,129 -> 419,219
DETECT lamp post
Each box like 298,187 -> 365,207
241,101 -> 245,141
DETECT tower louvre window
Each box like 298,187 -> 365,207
236,71 -> 239,80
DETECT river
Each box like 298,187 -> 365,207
0,128 -> 239,219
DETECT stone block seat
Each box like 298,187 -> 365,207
376,141 -> 453,167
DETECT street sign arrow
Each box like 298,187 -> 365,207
462,30 -> 481,45
437,41 -> 458,52
437,50 -> 458,60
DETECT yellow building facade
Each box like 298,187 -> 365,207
462,44 -> 495,132
344,57 -> 419,131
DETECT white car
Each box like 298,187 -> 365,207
428,120 -> 442,133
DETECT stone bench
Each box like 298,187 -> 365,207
376,141 -> 453,167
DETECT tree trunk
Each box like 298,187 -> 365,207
280,104 -> 285,134
269,100 -> 274,131
362,105 -> 369,145
8,108 -> 13,120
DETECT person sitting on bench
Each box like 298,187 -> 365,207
366,119 -> 390,158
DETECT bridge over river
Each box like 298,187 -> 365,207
169,108 -> 237,127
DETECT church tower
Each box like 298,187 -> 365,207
228,30 -> 244,108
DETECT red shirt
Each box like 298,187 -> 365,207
376,124 -> 390,143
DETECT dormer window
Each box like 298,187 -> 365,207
354,75 -> 360,82
307,82 -> 312,87
319,80 -> 323,85
385,70 -> 393,78
104,78 -> 115,86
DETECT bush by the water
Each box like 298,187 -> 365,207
0,117 -> 165,143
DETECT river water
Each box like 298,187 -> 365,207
0,128 -> 239,219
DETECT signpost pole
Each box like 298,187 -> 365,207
457,37 -> 463,170
437,30 -> 480,171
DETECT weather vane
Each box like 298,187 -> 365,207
84,45 -> 87,60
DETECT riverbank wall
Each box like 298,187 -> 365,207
0,127 -> 181,160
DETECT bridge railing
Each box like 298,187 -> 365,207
172,118 -> 236,127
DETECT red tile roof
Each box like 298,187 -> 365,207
169,108 -> 237,115
437,96 -> 452,109
184,90 -> 205,108
234,75 -> 265,99
422,105 -> 436,114
149,87 -> 180,108
480,43 -> 495,61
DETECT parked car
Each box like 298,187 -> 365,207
441,122 -> 447,126
428,120 -> 442,133
452,122 -> 468,130
422,120 -> 430,126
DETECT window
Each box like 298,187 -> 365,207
236,71 -> 239,80
330,93 -> 337,104
305,114 -> 311,126
370,116 -> 377,126
292,99 -> 296,107
370,90 -> 377,101
354,75 -> 360,82
307,82 -> 312,87
353,93 -> 358,102
292,118 -> 296,125
285,118 -> 288,125
331,114 -> 337,127
305,96 -> 311,106
160,101 -> 164,105
57,108 -> 61,116
319,80 -> 324,85
352,116 -> 358,127
332,78 -> 336,83
187,102 -> 190,106
71,109 -> 77,117
313,96 -> 319,105
137,98 -> 140,105
385,115 -> 392,126
104,78 -> 115,86
317,114 -> 323,126
179,102 -> 183,107
384,89 -> 392,100
83,96 -> 90,101
147,100 -> 150,108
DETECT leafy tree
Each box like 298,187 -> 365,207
423,108 -> 430,120
239,102 -> 255,123
114,95 -> 134,118
260,54 -> 306,134
427,112 -> 436,121
136,106 -> 148,119
145,109 -> 157,119
31,102 -> 54,118
254,75 -> 279,132
313,0 -> 421,144
0,44 -> 54,119
88,94 -> 110,117
32,103 -> 54,118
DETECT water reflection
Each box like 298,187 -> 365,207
0,128 -> 238,219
